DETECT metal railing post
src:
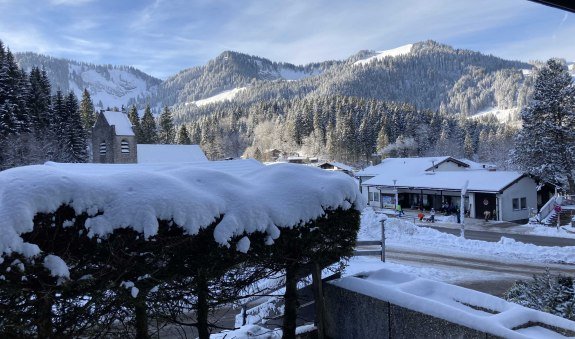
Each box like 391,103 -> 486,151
381,219 -> 386,262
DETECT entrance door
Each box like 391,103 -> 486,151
474,193 -> 496,220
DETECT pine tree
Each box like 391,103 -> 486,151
27,67 -> 52,134
177,125 -> 191,144
65,91 -> 87,162
127,105 -> 141,141
463,132 -> 474,159
158,106 -> 175,144
512,59 -> 575,191
79,89 -> 95,133
505,271 -> 575,321
139,104 -> 157,144
376,125 -> 389,154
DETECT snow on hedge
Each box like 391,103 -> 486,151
0,162 -> 364,257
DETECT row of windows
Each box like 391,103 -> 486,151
512,197 -> 527,211
99,140 -> 130,155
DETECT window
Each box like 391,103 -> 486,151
512,198 -> 519,211
512,198 -> 527,211
99,142 -> 107,155
368,191 -> 380,202
121,139 -> 130,153
520,197 -> 527,210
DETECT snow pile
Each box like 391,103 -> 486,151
211,324 -> 282,338
359,209 -> 575,264
344,256 -> 509,284
120,281 -> 140,298
211,324 -> 315,338
332,268 -> 575,338
354,44 -> 413,66
0,162 -> 363,257
43,255 -> 70,279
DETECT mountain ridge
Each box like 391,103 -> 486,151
14,40 -> 561,121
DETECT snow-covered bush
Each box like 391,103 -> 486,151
505,270 -> 575,321
0,163 -> 364,338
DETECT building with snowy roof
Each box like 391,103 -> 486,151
137,144 -> 208,163
92,110 -> 137,164
91,111 -> 208,164
317,161 -> 355,176
358,156 -> 546,222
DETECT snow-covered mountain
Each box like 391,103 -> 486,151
15,40 -> 550,121
145,50 -> 338,110
155,41 -> 536,121
14,52 -> 161,110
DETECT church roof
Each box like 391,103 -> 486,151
102,111 -> 135,136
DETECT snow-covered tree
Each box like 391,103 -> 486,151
127,105 -> 141,142
79,88 -> 95,133
505,270 -> 575,321
158,106 -> 175,144
139,104 -> 157,144
511,59 -> 575,191
176,125 -> 191,144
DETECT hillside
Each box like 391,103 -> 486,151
14,52 -> 162,110
162,40 -> 534,121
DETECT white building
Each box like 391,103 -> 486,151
137,144 -> 208,163
357,156 -> 540,222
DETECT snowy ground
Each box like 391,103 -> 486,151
359,208 -> 575,265
350,208 -> 575,292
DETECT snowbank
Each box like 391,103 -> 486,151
0,162 -> 364,257
332,268 -> 575,338
211,324 -> 315,338
359,209 -> 575,265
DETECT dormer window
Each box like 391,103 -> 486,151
99,142 -> 107,155
121,140 -> 130,153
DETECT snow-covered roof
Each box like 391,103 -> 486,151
332,268 -> 575,338
363,170 -> 525,193
458,158 -> 496,170
318,161 -> 354,172
356,156 -> 452,177
137,144 -> 208,163
102,111 -> 134,136
0,162 -> 364,257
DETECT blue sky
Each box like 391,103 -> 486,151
0,0 -> 573,79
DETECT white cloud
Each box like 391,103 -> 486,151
1,0 -> 574,78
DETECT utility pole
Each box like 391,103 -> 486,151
460,180 -> 469,238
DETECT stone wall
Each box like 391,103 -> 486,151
323,283 -> 495,339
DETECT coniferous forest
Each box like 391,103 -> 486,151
0,41 -> 90,170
